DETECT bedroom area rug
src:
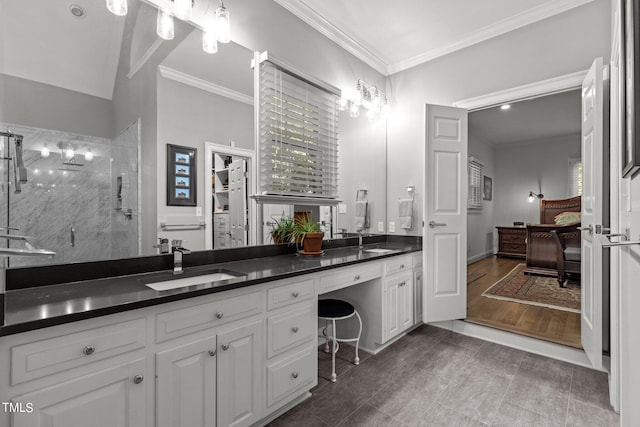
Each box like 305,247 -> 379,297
482,263 -> 580,313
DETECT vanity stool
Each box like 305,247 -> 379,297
318,298 -> 362,382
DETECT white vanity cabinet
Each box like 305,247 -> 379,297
413,252 -> 424,324
382,271 -> 414,343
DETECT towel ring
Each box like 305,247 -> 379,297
356,189 -> 368,202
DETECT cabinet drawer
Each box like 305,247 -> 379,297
384,255 -> 412,275
267,304 -> 315,358
501,243 -> 525,253
11,318 -> 145,385
156,291 -> 262,343
267,279 -> 315,311
319,263 -> 382,294
502,234 -> 525,244
266,346 -> 315,407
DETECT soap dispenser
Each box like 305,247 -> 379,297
154,238 -> 170,254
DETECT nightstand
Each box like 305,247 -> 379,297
496,226 -> 526,258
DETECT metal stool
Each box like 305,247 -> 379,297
318,298 -> 362,382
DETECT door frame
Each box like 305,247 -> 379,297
204,142 -> 257,250
453,68 -> 619,409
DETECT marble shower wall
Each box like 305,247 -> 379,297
0,122 -> 139,267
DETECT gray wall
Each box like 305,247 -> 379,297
467,137 -> 495,262
386,0 -> 611,235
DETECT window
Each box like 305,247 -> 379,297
255,53 -> 339,202
468,157 -> 483,209
568,158 -> 582,196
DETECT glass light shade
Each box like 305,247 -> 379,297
157,9 -> 175,40
85,149 -> 94,161
202,30 -> 219,54
354,83 -> 363,106
337,97 -> 349,111
371,90 -> 381,111
349,103 -> 360,118
216,6 -> 230,43
106,0 -> 127,16
528,194 -> 535,203
174,0 -> 192,21
65,147 -> 75,160
40,144 -> 50,158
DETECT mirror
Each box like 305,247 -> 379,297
0,0 -> 387,269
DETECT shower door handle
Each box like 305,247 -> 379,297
70,228 -> 75,248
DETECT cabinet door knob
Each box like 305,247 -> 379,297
354,275 -> 360,280
208,349 -> 217,357
82,345 -> 95,356
221,344 -> 230,351
400,264 -> 405,269
133,375 -> 144,384
291,327 -> 299,333
291,372 -> 299,379
216,312 -> 224,319
292,292 -> 299,298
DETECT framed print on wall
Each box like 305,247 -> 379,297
483,176 -> 493,201
624,0 -> 640,177
167,144 -> 197,206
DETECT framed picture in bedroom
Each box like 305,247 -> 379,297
623,0 -> 640,177
167,144 -> 197,206
483,176 -> 493,201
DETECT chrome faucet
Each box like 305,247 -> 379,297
171,240 -> 191,274
358,230 -> 364,249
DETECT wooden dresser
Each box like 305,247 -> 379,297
496,226 -> 527,258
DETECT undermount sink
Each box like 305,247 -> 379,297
145,271 -> 245,291
364,248 -> 394,254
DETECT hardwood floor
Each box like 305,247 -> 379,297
466,256 -> 582,349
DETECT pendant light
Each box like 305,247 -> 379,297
216,1 -> 231,43
174,0 -> 192,21
157,9 -> 175,40
106,0 -> 127,16
202,28 -> 219,54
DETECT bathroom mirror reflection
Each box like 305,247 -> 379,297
0,0 -> 387,268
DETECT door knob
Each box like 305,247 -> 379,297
221,343 -> 229,351
578,225 -> 593,234
428,221 -> 447,228
133,375 -> 144,384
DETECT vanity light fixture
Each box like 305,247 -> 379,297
64,146 -> 75,160
40,143 -> 50,158
106,0 -> 127,16
85,149 -> 94,161
174,0 -> 193,21
156,8 -> 175,40
528,191 -> 544,203
202,28 -> 218,54
216,1 -> 231,43
342,79 -> 389,121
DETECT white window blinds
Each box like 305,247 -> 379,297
468,157 -> 483,209
257,55 -> 339,201
568,158 -> 583,197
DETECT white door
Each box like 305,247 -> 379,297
156,337 -> 217,427
382,277 -> 400,341
229,159 -> 247,247
581,57 -> 607,370
424,104 -> 468,322
217,320 -> 262,427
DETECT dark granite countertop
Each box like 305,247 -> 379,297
1,241 -> 421,337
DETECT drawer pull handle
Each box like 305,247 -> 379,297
354,275 -> 360,280
400,264 -> 405,269
133,375 -> 144,385
400,281 -> 406,287
82,345 -> 95,356
221,344 -> 230,351
292,292 -> 299,298
209,349 -> 217,357
291,327 -> 299,333
291,372 -> 299,379
216,312 -> 224,319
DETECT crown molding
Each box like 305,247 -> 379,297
453,69 -> 588,111
158,65 -> 254,105
275,0 -> 594,76
128,38 -> 164,79
273,0 -> 389,76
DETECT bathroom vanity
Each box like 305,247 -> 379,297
0,238 -> 421,427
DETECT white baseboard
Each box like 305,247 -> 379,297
467,250 -> 495,264
430,320 -> 607,371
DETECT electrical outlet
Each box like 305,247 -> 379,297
378,222 -> 384,232
196,207 -> 202,216
388,222 -> 395,233
338,203 -> 347,214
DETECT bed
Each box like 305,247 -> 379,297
525,196 -> 581,276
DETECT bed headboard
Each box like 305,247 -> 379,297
539,196 -> 581,224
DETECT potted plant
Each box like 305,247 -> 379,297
290,216 -> 324,254
270,215 -> 294,244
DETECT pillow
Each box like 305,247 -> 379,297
554,211 -> 581,225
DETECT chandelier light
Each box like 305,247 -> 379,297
341,79 -> 389,121
106,0 -> 231,54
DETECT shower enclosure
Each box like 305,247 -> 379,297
0,121 -> 140,268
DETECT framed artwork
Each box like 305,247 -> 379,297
483,176 -> 493,201
167,144 -> 197,206
624,0 -> 640,177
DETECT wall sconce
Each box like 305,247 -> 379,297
528,191 -> 544,203
339,79 -> 390,121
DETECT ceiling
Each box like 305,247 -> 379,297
468,90 -> 581,145
1,0 -> 125,100
274,0 -> 595,75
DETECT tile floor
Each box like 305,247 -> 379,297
268,325 -> 619,427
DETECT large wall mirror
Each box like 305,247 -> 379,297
0,0 -> 387,268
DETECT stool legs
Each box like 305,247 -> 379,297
354,309 -> 362,365
330,318 -> 337,382
318,308 -> 363,382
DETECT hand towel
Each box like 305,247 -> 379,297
354,200 -> 368,230
399,199 -> 413,229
